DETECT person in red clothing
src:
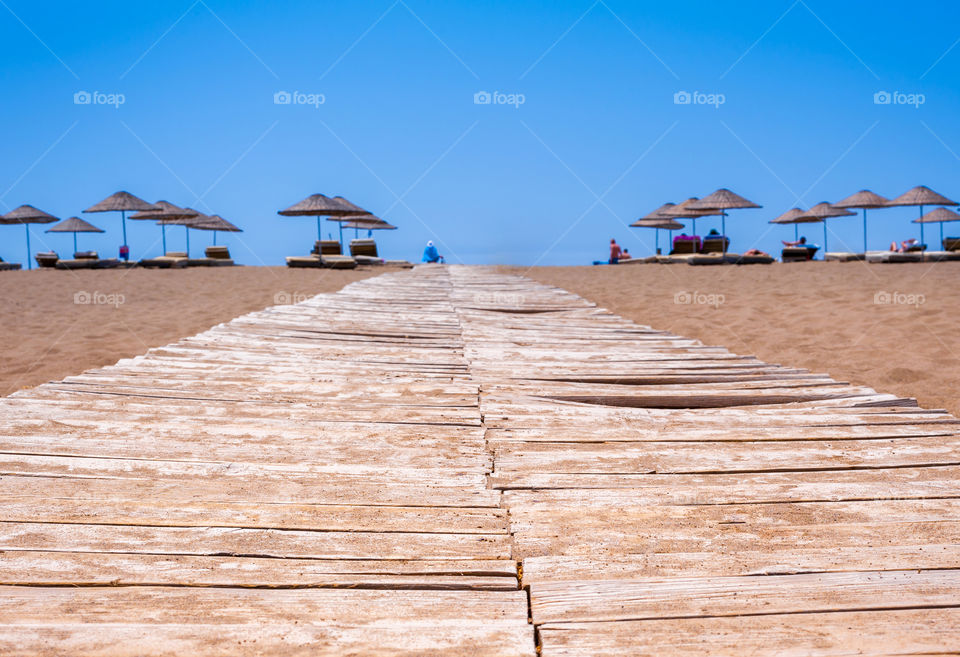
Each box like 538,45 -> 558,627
609,238 -> 622,264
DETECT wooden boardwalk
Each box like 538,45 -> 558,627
2,265 -> 959,655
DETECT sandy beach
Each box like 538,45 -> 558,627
514,262 -> 960,416
0,266 -> 384,397
2,262 -> 956,415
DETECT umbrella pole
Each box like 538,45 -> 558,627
655,228 -> 659,255
73,232 -> 77,254
862,208 -> 867,254
339,222 -> 344,252
919,205 -> 924,263
24,224 -> 32,270
316,216 -> 321,241
794,224 -> 798,241
823,219 -> 828,255
162,225 -> 167,255
121,210 -> 128,246
185,226 -> 190,258
213,231 -> 218,246
940,221 -> 944,249
721,212 -> 726,255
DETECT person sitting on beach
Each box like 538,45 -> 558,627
889,238 -> 919,253
609,238 -> 622,264
421,240 -> 442,263
782,236 -> 807,247
743,248 -> 770,257
620,248 -> 632,261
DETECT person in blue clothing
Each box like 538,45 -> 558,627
422,240 -> 443,263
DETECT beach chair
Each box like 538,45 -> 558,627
350,239 -> 378,257
700,236 -> 730,253
139,253 -> 188,268
0,257 -> 22,271
205,246 -> 231,260
670,236 -> 700,255
311,240 -> 342,256
944,237 -> 960,251
781,246 -> 818,262
735,253 -> 775,265
35,252 -> 59,268
285,253 -> 357,269
824,252 -> 864,261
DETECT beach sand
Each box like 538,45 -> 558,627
2,262 -> 957,416
0,266 -> 384,396
512,262 -> 960,416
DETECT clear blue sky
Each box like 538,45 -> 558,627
2,0 -> 959,265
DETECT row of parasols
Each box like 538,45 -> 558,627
1,191 -> 242,270
2,190 -> 397,270
632,186 -> 959,255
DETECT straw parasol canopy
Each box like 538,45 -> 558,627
189,214 -> 242,246
796,202 -> 855,253
1,204 -> 59,270
832,190 -> 891,253
630,212 -> 685,254
83,191 -> 158,255
687,189 -> 762,254
769,207 -> 818,241
129,201 -> 199,255
157,208 -> 211,257
340,214 -> 397,231
278,194 -> 368,245
912,206 -> 960,248
46,216 -> 104,254
887,186 -> 958,255
660,198 -> 723,237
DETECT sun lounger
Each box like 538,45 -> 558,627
285,254 -> 357,269
354,255 -> 385,265
919,251 -> 960,262
735,253 -> 775,265
311,240 -> 342,256
824,252 -> 864,261
73,251 -> 98,260
700,236 -> 731,253
689,253 -> 741,265
781,246 -> 819,262
384,259 -> 414,268
669,236 -> 700,255
187,258 -> 235,267
944,237 -> 960,251
35,252 -> 59,268
205,246 -> 231,260
56,259 -> 97,270
0,257 -> 22,271
350,239 -> 379,258
138,256 -> 188,268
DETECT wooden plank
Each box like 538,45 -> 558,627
529,569 -> 960,623
1,551 -> 519,589
537,608 -> 960,657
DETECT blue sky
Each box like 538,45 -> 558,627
2,0 -> 959,265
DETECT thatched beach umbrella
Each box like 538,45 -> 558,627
83,191 -> 157,256
660,198 -> 722,237
630,217 -> 684,254
912,207 -> 960,248
338,213 -> 396,238
45,216 -> 104,254
887,186 -> 958,258
157,208 -> 210,257
688,189 -> 761,254
1,204 -> 59,269
278,194 -> 368,248
190,214 -> 243,245
130,201 -> 199,255
796,202 -> 855,253
769,207 -> 819,242
832,190 -> 890,253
